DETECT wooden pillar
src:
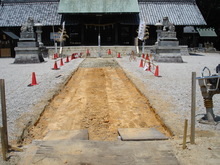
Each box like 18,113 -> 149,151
81,24 -> 85,45
115,23 -> 118,45
131,25 -> 134,45
190,72 -> 196,144
0,79 -> 9,153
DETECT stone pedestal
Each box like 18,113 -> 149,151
154,32 -> 183,63
14,32 -> 44,63
154,17 -> 185,63
154,47 -> 183,63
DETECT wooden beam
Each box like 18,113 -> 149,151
0,79 -> 9,152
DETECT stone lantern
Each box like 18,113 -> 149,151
153,17 -> 183,63
155,20 -> 163,44
35,22 -> 43,47
14,17 -> 45,63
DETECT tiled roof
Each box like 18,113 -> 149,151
139,1 -> 206,25
0,2 -> 61,27
197,28 -> 217,37
4,0 -> 59,3
0,0 -> 206,27
138,0 -> 195,2
58,0 -> 139,14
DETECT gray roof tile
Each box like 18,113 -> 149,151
139,1 -> 206,25
4,0 -> 59,3
0,2 -> 61,27
0,0 -> 206,27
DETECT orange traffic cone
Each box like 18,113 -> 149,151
154,65 -> 159,77
117,53 -> 121,58
139,59 -> 143,67
65,56 -> 69,63
52,61 -> 59,70
146,54 -> 149,61
28,72 -> 38,86
86,49 -> 90,57
71,53 -> 76,60
54,53 -> 58,59
142,53 -> 145,59
60,58 -> 64,66
108,49 -> 111,55
147,62 -> 151,71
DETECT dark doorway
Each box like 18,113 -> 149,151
84,25 -> 115,45
84,26 -> 98,45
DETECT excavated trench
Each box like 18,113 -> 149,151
24,58 -> 172,143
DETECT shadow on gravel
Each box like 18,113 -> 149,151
189,53 -> 205,56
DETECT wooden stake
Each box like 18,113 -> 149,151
190,72 -> 196,144
0,79 -> 9,152
0,127 -> 7,161
183,119 -> 188,149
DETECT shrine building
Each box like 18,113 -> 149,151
0,0 -> 207,57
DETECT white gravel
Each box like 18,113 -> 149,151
0,52 -> 219,142
116,52 -> 220,135
0,56 -> 84,141
0,52 -> 220,165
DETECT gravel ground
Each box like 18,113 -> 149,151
2,53 -> 219,141
115,52 -> 220,135
0,52 -> 220,164
0,56 -> 84,142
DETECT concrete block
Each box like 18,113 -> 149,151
118,128 -> 169,141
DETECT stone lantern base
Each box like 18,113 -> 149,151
14,32 -> 44,64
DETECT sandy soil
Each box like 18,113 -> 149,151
24,66 -> 171,143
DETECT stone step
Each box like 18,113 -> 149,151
18,139 -> 178,165
18,129 -> 178,165
47,46 -> 136,57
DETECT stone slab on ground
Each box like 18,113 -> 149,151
43,129 -> 89,141
18,140 -> 178,165
118,128 -> 169,141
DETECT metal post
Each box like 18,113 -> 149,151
190,72 -> 196,144
205,103 -> 215,122
0,79 -> 9,152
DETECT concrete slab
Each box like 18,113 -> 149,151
118,128 -> 169,141
18,140 -> 178,165
43,129 -> 89,141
